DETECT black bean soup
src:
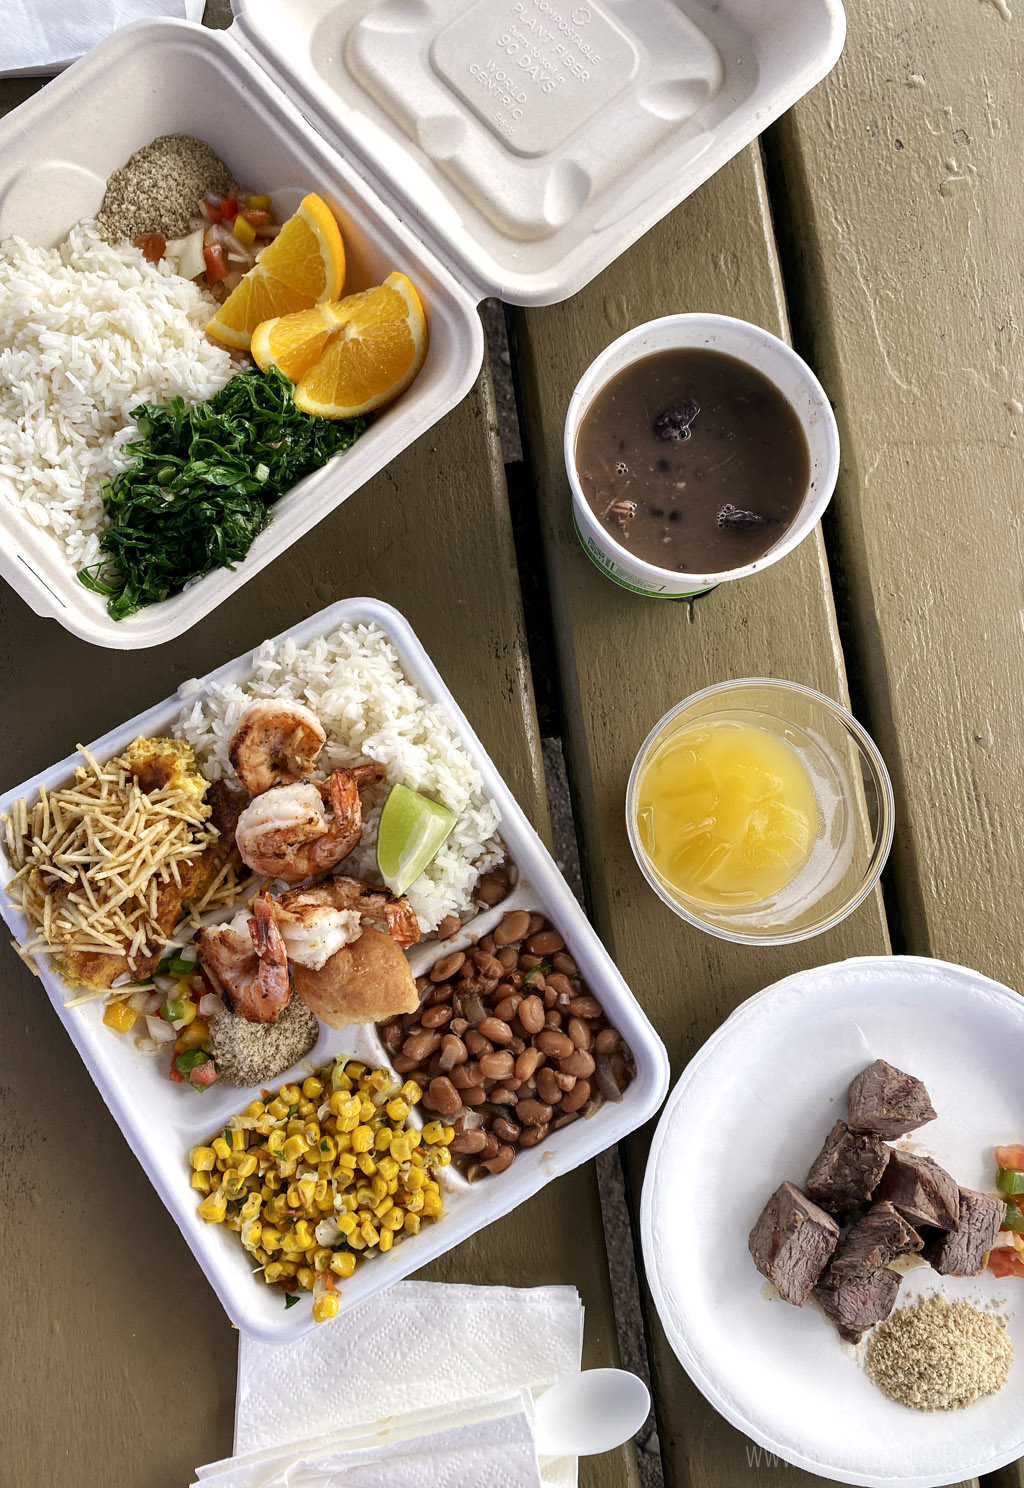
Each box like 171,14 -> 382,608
575,348 -> 811,573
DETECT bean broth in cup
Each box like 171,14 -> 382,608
564,315 -> 840,598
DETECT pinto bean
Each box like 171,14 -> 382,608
493,994 -> 522,1022
493,909 -> 531,946
479,932 -> 496,955
560,1078 -> 591,1112
544,973 -> 576,1001
594,1028 -> 621,1055
537,1029 -> 574,1060
477,1016 -> 513,1045
568,1017 -> 592,1051
483,1146 -> 516,1175
450,1060 -> 482,1089
478,1049 -> 515,1082
518,995 -> 545,1034
518,1122 -> 549,1148
559,1049 -> 596,1078
517,1098 -> 554,1126
421,1004 -> 452,1029
568,996 -> 603,1020
426,1076 -> 462,1117
430,951 -> 465,982
526,929 -> 564,956
477,872 -> 508,906
492,1117 -> 521,1144
451,1129 -> 487,1154
479,1131 -> 501,1161
553,1070 -> 577,1092
514,1046 -> 543,1081
464,1029 -> 494,1058
403,1029 -> 441,1062
390,1054 -> 420,1074
527,914 -> 545,935
438,1034 -> 468,1071
535,1067 -> 564,1107
461,1085 -> 487,1106
472,949 -> 505,980
496,946 -> 519,970
436,914 -> 461,940
488,1085 -> 519,1105
553,1111 -> 580,1130
449,1017 -> 469,1037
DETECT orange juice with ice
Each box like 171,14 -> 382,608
634,721 -> 817,906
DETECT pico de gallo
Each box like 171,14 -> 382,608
134,187 -> 280,299
103,944 -> 221,1090
988,1143 -> 1024,1279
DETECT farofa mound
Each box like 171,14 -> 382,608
866,1294 -> 1013,1411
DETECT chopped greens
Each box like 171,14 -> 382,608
78,369 -> 369,620
284,1293 -> 301,1310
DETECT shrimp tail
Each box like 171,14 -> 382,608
247,892 -> 292,1023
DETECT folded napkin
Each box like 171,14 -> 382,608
194,1388 -> 544,1488
2,0 -> 205,78
195,1282 -> 584,1488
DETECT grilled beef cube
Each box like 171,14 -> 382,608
875,1150 -> 959,1232
749,1181 -> 840,1305
830,1201 -> 923,1280
924,1187 -> 1005,1276
813,1265 -> 902,1343
846,1059 -> 937,1140
805,1121 -> 890,1214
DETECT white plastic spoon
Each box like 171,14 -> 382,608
532,1368 -> 651,1458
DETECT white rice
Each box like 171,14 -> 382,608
175,622 -> 504,932
0,222 -> 237,569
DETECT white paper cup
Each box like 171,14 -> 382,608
564,314 -> 840,598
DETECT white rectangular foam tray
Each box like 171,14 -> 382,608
0,597 -> 670,1341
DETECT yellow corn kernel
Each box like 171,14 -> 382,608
297,1176 -> 317,1208
334,1143 -> 356,1165
222,1170 -> 246,1198
357,1153 -> 377,1177
262,1227 -> 283,1252
267,1097 -> 289,1120
278,1158 -> 298,1179
266,1129 -> 286,1156
433,1147 -> 452,1167
389,1137 -> 412,1163
383,1208 -> 405,1231
175,1019 -> 208,1052
286,1117 -> 305,1138
279,1231 -> 303,1256
441,1125 -> 455,1144
351,1125 -> 374,1154
374,1196 -> 394,1219
229,1127 -> 246,1151
404,1191 -> 424,1213
236,1153 -> 259,1180
404,1165 -> 424,1191
373,1127 -> 393,1152
264,1169 -> 283,1192
251,1246 -> 270,1266
339,1191 -> 358,1213
198,1189 -> 227,1223
347,1230 -> 367,1251
400,1080 -> 423,1106
336,1212 -> 358,1236
316,1136 -> 338,1163
190,1145 -> 217,1172
278,1082 -> 301,1104
312,1293 -> 339,1323
330,1064 -> 353,1092
297,1099 -> 315,1118
330,1251 -> 357,1279
314,1178 -> 329,1205
403,1212 -> 421,1235
355,1187 -> 376,1209
226,1212 -> 243,1233
245,1099 -> 266,1118
241,1219 -> 262,1249
211,1136 -> 231,1163
387,1178 -> 399,1196
191,1170 -> 212,1194
421,1120 -> 446,1145
263,1262 -> 286,1284
346,1060 -> 366,1080
292,1219 -> 314,1250
103,999 -> 139,1033
378,1227 -> 394,1253
302,1120 -> 321,1144
240,1191 -> 262,1219
297,1266 -> 314,1291
301,1076 -> 323,1100
377,1156 -> 399,1182
386,1098 -> 410,1122
312,1246 -> 332,1271
360,1220 -> 379,1247
371,1175 -> 389,1200
421,1190 -> 443,1217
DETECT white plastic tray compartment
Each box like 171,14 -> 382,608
0,597 -> 670,1341
0,22 -> 483,649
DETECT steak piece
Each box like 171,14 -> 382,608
875,1150 -> 959,1232
846,1059 -> 937,1139
925,1187 -> 1005,1276
805,1121 -> 890,1214
749,1181 -> 840,1305
813,1265 -> 902,1343
830,1201 -> 923,1280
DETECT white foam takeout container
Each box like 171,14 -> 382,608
0,0 -> 846,648
0,597 -> 671,1341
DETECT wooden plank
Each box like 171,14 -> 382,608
768,6 -> 1024,1484
0,81 -> 633,1488
513,145 -> 903,1488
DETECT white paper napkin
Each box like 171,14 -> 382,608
195,1388 -> 544,1488
2,0 -> 205,79
230,1282 -> 584,1488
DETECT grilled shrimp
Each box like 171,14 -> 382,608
273,875 -> 421,967
233,763 -> 385,884
228,699 -> 327,796
196,893 -> 290,1024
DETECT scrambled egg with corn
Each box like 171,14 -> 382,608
192,1057 -> 448,1320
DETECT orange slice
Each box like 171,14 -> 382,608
206,193 -> 345,351
250,303 -> 338,382
288,273 -> 428,419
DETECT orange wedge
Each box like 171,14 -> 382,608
206,193 -> 345,351
253,272 -> 428,419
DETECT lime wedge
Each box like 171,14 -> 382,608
376,783 -> 457,896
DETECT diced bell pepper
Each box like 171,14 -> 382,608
997,1167 -> 1024,1195
203,243 -> 229,283
103,1000 -> 139,1034
233,215 -> 257,247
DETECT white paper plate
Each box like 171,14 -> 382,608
640,956 -> 1024,1487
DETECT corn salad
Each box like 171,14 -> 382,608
192,1057 -> 450,1320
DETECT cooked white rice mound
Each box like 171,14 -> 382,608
176,622 -> 504,932
0,223 -> 236,569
